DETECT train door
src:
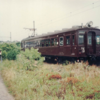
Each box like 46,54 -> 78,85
96,33 -> 100,57
59,36 -> 64,56
86,31 -> 96,55
71,34 -> 76,57
64,34 -> 72,56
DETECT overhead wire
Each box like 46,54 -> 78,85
37,5 -> 100,29
0,36 -> 10,38
39,0 -> 100,25
36,0 -> 100,28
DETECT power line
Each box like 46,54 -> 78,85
37,1 -> 96,25
0,36 -> 10,38
37,0 -> 100,28
37,4 -> 100,29
37,0 -> 100,26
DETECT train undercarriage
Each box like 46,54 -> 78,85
44,55 -> 100,65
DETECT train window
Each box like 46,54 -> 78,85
51,38 -> 58,46
44,39 -> 48,47
35,41 -> 38,47
88,35 -> 92,45
33,41 -> 35,47
40,39 -> 50,47
28,42 -> 31,47
44,39 -> 50,47
96,36 -> 100,45
38,41 -> 40,47
66,36 -> 70,45
30,41 -> 34,47
78,35 -> 84,45
59,37 -> 63,46
40,40 -> 44,47
72,35 -> 75,45
44,40 -> 47,46
48,39 -> 50,46
45,40 -> 47,46
51,38 -> 54,46
54,38 -> 58,46
43,40 -> 46,47
36,41 -> 38,47
26,42 -> 30,47
46,39 -> 50,46
42,40 -> 45,47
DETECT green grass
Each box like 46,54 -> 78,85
0,59 -> 100,100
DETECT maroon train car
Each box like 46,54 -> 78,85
21,24 -> 100,62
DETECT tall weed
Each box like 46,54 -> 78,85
0,59 -> 100,100
17,48 -> 44,70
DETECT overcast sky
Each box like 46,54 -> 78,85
0,0 -> 100,41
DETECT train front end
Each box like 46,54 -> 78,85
78,27 -> 100,61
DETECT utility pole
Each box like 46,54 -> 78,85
10,32 -> 11,41
32,21 -> 35,36
24,21 -> 36,37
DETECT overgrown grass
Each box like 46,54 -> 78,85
0,59 -> 100,100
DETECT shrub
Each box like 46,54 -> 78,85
95,92 -> 100,99
22,48 -> 41,60
0,43 -> 20,60
2,50 -> 7,59
16,42 -> 21,47
7,49 -> 18,60
18,48 -> 44,70
1,43 -> 15,52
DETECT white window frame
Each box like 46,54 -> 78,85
59,37 -> 64,46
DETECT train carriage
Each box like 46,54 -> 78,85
21,22 -> 100,62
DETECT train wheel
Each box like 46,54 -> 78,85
88,56 -> 96,65
96,57 -> 100,66
58,58 -> 62,64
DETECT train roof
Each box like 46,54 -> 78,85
21,26 -> 100,42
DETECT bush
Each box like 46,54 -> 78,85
22,48 -> 41,60
1,43 -> 15,52
0,43 -> 20,60
2,50 -> 7,59
16,42 -> 21,47
7,49 -> 18,60
17,48 -> 44,70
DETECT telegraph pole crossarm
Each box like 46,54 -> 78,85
23,21 -> 36,36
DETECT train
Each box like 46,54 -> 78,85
21,22 -> 100,63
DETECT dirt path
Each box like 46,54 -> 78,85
0,74 -> 14,100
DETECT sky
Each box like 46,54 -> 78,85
0,0 -> 100,41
